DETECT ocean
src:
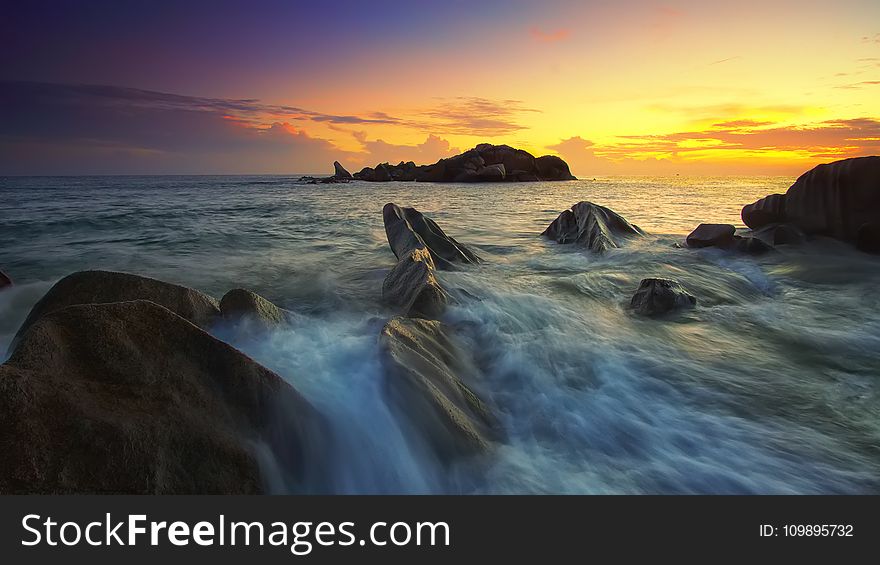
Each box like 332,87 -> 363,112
2,175 -> 879,493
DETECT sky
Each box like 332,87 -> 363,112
1,0 -> 879,176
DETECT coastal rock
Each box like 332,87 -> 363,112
383,203 -> 482,269
379,317 -> 498,459
0,300 -> 324,493
542,201 -> 645,253
686,224 -> 736,249
752,223 -> 806,246
857,222 -> 880,254
220,288 -> 287,330
630,278 -> 696,316
733,236 -> 774,255
0,271 -> 11,290
11,270 -> 220,351
742,194 -> 786,229
351,144 -> 576,183
535,155 -> 577,181
382,248 -> 449,318
333,160 -> 352,180
784,156 -> 880,242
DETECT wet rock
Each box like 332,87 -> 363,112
0,300 -> 324,493
220,288 -> 288,330
857,222 -> 880,254
535,155 -> 577,181
686,223 -> 736,249
733,236 -> 774,255
542,201 -> 645,253
741,193 -> 786,229
11,270 -> 220,351
630,278 -> 696,316
752,223 -> 806,246
382,248 -> 449,318
379,317 -> 499,459
383,203 -> 482,269
0,270 -> 11,290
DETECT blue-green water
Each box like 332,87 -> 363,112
2,175 -> 879,493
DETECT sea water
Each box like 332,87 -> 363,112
1,175 -> 878,493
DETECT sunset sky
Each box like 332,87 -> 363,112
2,0 -> 879,175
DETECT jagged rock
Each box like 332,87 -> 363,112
11,270 -> 220,352
742,194 -> 786,229
332,161 -> 352,180
0,300 -> 324,493
542,201 -> 645,253
383,203 -> 481,269
382,248 -> 449,318
630,278 -> 696,316
379,317 -> 499,459
686,224 -> 736,249
220,288 -> 287,330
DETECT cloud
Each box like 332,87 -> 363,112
0,80 -> 362,174
351,132 -> 460,166
529,26 -> 571,43
708,56 -> 741,66
834,80 -> 880,90
861,33 -> 880,44
419,97 -> 539,136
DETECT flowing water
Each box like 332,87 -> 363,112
2,175 -> 879,493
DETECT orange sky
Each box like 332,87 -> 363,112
2,0 -> 879,175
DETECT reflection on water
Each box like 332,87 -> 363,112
1,175 -> 879,493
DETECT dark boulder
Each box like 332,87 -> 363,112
332,161 -> 352,180
784,156 -> 880,242
857,222 -> 880,254
383,203 -> 481,269
630,278 -> 696,316
11,270 -> 220,352
732,236 -> 774,255
379,317 -> 499,459
220,288 -> 288,331
686,224 -> 736,249
382,248 -> 449,318
535,155 -> 577,181
542,201 -> 645,253
475,143 -> 535,173
741,194 -> 786,229
0,300 -> 325,493
0,271 -> 11,290
752,223 -> 806,246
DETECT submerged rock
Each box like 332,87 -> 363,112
732,235 -> 774,255
630,278 -> 696,316
220,288 -> 288,330
751,223 -> 806,246
352,144 -> 576,183
0,300 -> 324,493
379,317 -> 499,459
383,203 -> 481,269
685,223 -> 736,249
382,248 -> 449,318
542,201 -> 645,253
11,270 -> 220,351
0,270 -> 11,290
742,193 -> 786,230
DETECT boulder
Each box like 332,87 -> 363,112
379,317 -> 499,459
630,278 -> 696,316
784,156 -> 880,242
751,223 -> 806,246
741,194 -> 786,229
382,248 -> 449,318
220,288 -> 287,330
542,201 -> 645,253
732,236 -> 774,255
11,271 -> 220,352
383,203 -> 482,269
0,300 -> 325,493
857,222 -> 880,254
535,154 -> 577,181
475,143 -> 535,173
0,270 -> 11,290
686,224 -> 736,249
332,160 -> 352,180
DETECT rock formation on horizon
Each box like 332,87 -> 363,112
353,143 -> 577,183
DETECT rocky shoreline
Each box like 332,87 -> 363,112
0,155 -> 877,493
